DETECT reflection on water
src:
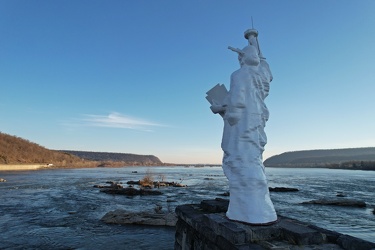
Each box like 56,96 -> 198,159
0,167 -> 374,249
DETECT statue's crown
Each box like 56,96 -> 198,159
244,29 -> 258,40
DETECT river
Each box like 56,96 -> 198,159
0,167 -> 374,249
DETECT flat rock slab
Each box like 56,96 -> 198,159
200,198 -> 229,213
101,209 -> 177,226
278,218 -> 325,245
302,199 -> 366,208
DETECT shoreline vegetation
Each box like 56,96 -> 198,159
1,131 -> 375,171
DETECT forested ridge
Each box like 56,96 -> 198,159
61,150 -> 163,166
0,132 -> 163,167
264,148 -> 375,170
0,132 -> 96,167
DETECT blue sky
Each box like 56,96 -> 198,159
1,1 -> 375,164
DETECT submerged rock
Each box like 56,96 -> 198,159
219,191 -> 230,196
94,182 -> 123,189
269,187 -> 299,192
173,183 -> 187,187
302,199 -> 366,208
126,180 -> 187,187
101,209 -> 177,226
126,180 -> 141,185
220,187 -> 299,195
336,192 -> 346,197
93,184 -> 106,188
100,187 -> 162,196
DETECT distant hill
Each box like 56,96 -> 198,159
61,150 -> 163,166
0,132 -> 164,168
264,147 -> 375,170
0,132 -> 97,168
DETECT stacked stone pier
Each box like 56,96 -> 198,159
174,198 -> 375,250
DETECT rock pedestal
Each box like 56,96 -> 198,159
174,199 -> 375,250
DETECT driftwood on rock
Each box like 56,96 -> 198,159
101,209 -> 177,226
302,198 -> 366,208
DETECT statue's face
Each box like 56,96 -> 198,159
240,45 -> 260,66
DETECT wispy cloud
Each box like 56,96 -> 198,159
64,112 -> 166,132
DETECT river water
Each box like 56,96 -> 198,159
0,167 -> 374,249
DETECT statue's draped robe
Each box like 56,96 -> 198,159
221,59 -> 277,224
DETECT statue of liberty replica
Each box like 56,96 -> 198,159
206,26 -> 277,224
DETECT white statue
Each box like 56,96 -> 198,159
207,28 -> 277,224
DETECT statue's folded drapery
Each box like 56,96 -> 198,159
212,29 -> 277,224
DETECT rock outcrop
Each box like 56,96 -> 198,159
62,150 -> 163,166
94,181 -> 163,195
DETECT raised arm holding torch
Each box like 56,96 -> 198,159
228,46 -> 244,55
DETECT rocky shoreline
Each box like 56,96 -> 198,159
94,178 -> 374,231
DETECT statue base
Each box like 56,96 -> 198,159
175,198 -> 375,250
